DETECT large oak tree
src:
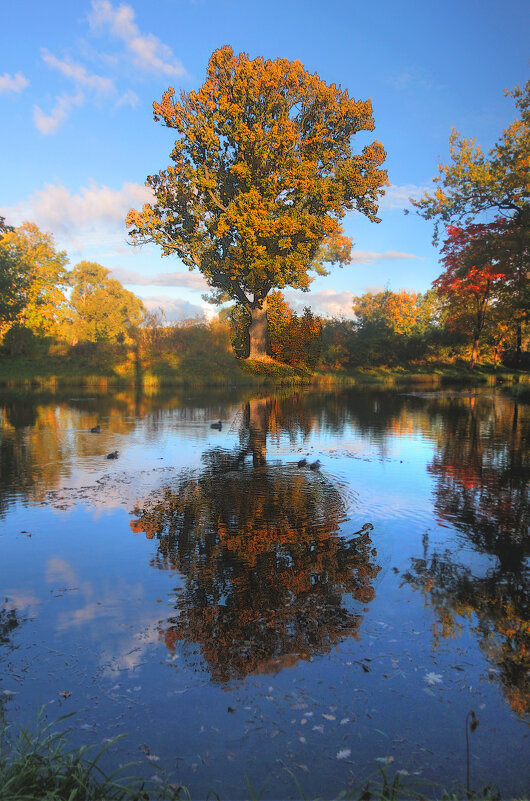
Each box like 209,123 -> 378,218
127,46 -> 387,358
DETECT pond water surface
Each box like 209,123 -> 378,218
0,385 -> 528,798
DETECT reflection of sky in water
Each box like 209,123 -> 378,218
0,388 -> 528,799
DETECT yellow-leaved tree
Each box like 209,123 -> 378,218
0,222 -> 69,344
127,46 -> 387,358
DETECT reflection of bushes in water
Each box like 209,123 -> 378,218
131,463 -> 379,681
0,605 -> 21,646
0,388 -> 245,516
402,552 -> 530,718
0,604 -> 24,716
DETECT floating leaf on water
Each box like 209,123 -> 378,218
299,736 -> 307,744
424,671 -> 443,685
337,748 -> 351,760
322,713 -> 336,720
297,764 -> 309,773
312,725 -> 324,734
58,690 -> 71,699
340,718 -> 350,725
375,756 -> 394,765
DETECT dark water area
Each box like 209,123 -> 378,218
0,385 -> 528,798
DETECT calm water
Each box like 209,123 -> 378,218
0,385 -> 528,798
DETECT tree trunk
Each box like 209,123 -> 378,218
515,323 -> 522,368
247,397 -> 269,466
469,336 -> 479,370
492,344 -> 500,370
248,298 -> 269,360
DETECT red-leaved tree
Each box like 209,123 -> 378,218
435,220 -> 516,369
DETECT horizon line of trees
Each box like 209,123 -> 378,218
0,216 -> 527,371
0,216 -> 528,371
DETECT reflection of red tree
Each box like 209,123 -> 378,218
428,394 -> 529,559
403,554 -> 530,718
132,465 -> 379,682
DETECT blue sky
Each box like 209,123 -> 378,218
1,0 -> 528,320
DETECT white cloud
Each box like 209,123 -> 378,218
362,284 -> 385,294
2,180 -> 152,234
41,49 -> 115,95
116,89 -> 138,108
36,49 -> 118,132
350,249 -> 420,264
379,183 -> 429,211
142,296 -> 212,322
46,557 -> 77,586
284,288 -> 356,318
0,71 -> 29,93
89,0 -> 186,77
110,266 -> 207,290
33,92 -> 84,135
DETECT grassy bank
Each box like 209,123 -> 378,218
1,713 -> 525,801
0,348 -> 528,391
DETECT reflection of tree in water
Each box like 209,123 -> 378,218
131,397 -> 379,681
0,604 -> 21,646
0,603 -> 25,717
0,387 -> 242,516
402,551 -> 530,718
403,394 -> 529,718
427,394 -> 529,566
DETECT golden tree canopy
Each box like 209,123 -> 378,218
127,46 -> 387,314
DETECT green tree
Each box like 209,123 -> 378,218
0,222 -> 69,343
127,46 -> 387,359
351,288 -> 437,364
68,261 -> 145,344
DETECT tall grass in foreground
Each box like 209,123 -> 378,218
0,711 -> 187,801
0,712 -> 526,800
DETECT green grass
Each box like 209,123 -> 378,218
1,712 -> 527,801
0,711 -> 188,801
0,348 -> 527,391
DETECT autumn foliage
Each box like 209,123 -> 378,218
435,218 -> 528,368
127,45 -> 387,358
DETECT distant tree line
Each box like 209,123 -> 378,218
0,218 -> 527,372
